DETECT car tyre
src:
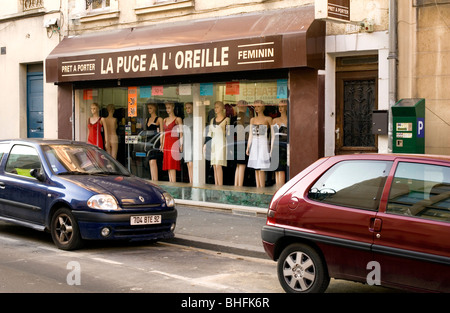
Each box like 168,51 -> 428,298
277,243 -> 329,293
51,208 -> 83,250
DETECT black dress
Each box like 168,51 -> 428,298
271,123 -> 287,171
146,116 -> 161,160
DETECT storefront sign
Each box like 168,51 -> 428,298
315,0 -> 350,22
56,37 -> 283,83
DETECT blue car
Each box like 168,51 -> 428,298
0,139 -> 177,250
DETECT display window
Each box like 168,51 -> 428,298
75,79 -> 289,190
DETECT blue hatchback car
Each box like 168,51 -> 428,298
0,139 -> 177,250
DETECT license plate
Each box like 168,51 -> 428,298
130,215 -> 161,225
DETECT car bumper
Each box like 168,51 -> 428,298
73,208 -> 177,241
261,225 -> 285,260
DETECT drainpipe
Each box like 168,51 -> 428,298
387,0 -> 398,153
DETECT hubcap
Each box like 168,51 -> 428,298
283,251 -> 316,291
55,214 -> 73,244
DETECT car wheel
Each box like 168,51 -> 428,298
277,243 -> 329,293
51,208 -> 83,250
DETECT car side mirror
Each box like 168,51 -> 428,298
30,168 -> 45,182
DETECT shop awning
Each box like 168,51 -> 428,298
45,6 -> 324,83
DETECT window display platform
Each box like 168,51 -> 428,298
153,182 -> 276,212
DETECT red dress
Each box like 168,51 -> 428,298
88,117 -> 104,149
162,119 -> 181,171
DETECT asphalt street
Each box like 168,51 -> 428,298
170,203 -> 267,259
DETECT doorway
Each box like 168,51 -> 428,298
335,56 -> 378,155
27,70 -> 44,138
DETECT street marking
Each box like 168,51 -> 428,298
91,257 -> 123,265
0,235 -> 21,244
150,270 -> 240,292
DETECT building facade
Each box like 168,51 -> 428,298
1,0 -> 449,208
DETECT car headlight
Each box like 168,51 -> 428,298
163,192 -> 175,207
87,194 -> 119,211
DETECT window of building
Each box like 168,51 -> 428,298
308,160 -> 393,211
86,0 -> 110,11
74,78 -> 289,191
387,162 -> 450,222
23,0 -> 44,11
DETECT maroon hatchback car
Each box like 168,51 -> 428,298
262,154 -> 450,293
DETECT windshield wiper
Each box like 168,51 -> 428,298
93,172 -> 130,177
58,171 -> 91,175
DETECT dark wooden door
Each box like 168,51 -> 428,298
335,70 -> 378,155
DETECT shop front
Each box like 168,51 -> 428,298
45,6 -> 325,208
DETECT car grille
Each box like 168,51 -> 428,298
114,222 -> 173,239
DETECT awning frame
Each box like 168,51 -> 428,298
46,6 -> 325,83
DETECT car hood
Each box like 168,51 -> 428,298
59,175 -> 165,206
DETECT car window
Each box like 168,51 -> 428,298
43,144 -> 129,176
387,162 -> 450,223
5,145 -> 42,178
308,160 -> 393,211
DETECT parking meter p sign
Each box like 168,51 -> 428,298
417,118 -> 425,138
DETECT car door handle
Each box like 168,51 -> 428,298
369,217 -> 382,232
0,182 -> 5,189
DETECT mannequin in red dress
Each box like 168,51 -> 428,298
87,103 -> 107,149
162,102 -> 183,182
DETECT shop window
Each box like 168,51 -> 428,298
75,79 -> 289,191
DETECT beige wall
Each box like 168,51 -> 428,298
0,0 -> 61,140
398,1 -> 450,155
326,0 -> 389,35
67,0 -> 315,35
323,0 -> 390,155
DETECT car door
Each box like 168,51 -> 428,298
0,144 -> 48,227
374,159 -> 450,292
303,159 -> 393,281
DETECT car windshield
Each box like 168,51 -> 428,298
42,144 -> 130,176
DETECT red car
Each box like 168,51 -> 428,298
262,154 -> 450,293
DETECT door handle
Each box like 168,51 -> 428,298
369,217 -> 382,232
0,182 -> 5,189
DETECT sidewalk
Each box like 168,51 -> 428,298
166,202 -> 269,259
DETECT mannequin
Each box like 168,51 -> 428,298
271,100 -> 288,186
87,103 -> 107,149
162,102 -> 183,183
205,101 -> 230,186
234,100 -> 252,187
104,104 -> 118,159
183,102 -> 194,183
146,103 -> 163,181
246,100 -> 272,188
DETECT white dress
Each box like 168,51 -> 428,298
248,124 -> 270,170
207,117 -> 230,166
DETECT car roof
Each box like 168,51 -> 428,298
325,153 -> 450,163
0,138 -> 87,146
